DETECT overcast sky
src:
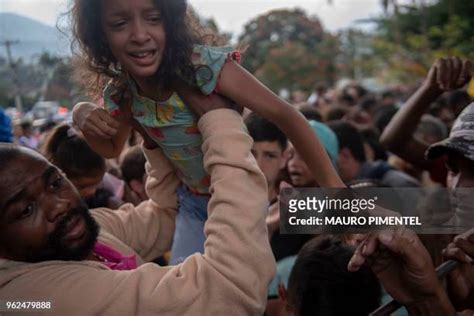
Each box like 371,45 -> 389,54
0,0 -> 388,37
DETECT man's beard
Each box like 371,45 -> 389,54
28,203 -> 100,262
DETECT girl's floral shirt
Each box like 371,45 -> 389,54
103,45 -> 240,194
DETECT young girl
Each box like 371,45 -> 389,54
71,0 -> 344,263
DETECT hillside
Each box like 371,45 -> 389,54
0,13 -> 70,62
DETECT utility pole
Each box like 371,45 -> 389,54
0,40 -> 23,113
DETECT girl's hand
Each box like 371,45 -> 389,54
72,102 -> 121,139
177,86 -> 242,117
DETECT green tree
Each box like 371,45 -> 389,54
45,58 -> 77,108
336,29 -> 378,81
372,0 -> 474,82
238,9 -> 338,92
39,52 -> 61,69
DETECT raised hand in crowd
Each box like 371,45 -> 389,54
348,228 -> 456,315
425,57 -> 472,92
443,228 -> 474,311
380,57 -> 472,171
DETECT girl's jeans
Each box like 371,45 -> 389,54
170,185 -> 210,264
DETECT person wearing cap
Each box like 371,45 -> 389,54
287,120 -> 339,187
381,57 -> 472,186
380,58 -> 474,311
426,102 -> 474,189
426,103 -> 474,311
426,102 -> 474,226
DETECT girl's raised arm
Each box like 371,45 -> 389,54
218,61 -> 344,188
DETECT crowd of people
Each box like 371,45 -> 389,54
0,0 -> 474,315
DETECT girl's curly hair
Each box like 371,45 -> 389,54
70,0 -> 214,100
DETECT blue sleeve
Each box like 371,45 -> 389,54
192,45 -> 238,95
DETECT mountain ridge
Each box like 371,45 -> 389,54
0,12 -> 71,62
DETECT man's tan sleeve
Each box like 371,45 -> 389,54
91,145 -> 180,262
147,109 -> 276,315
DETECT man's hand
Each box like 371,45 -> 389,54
443,228 -> 474,310
423,57 -> 472,92
177,86 -> 242,117
72,102 -> 120,139
348,228 -> 445,305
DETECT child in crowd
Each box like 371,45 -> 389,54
71,0 -> 343,263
